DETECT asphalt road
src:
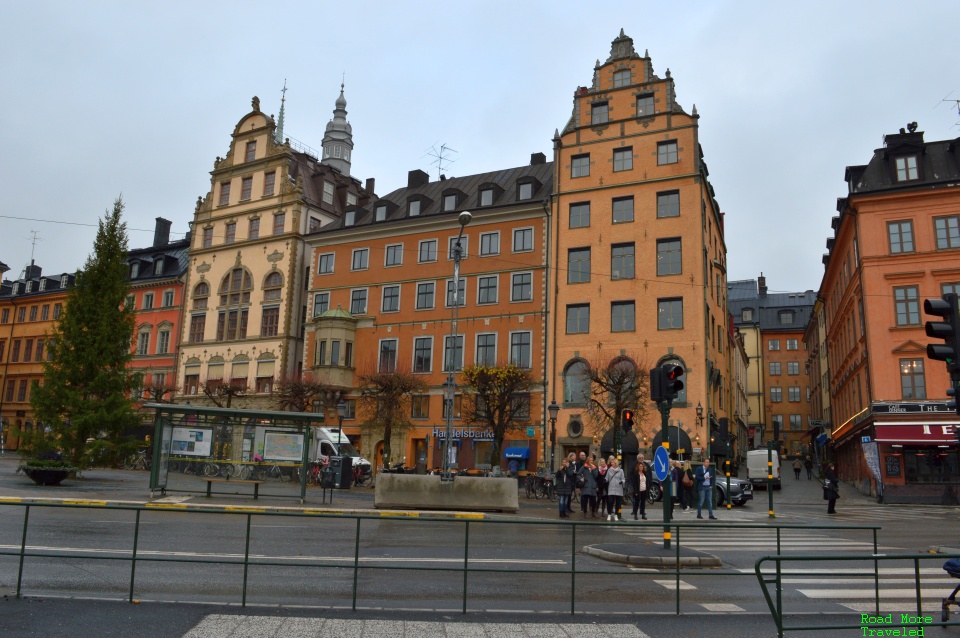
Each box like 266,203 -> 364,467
2,456 -> 959,636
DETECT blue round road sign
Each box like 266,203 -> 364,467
653,446 -> 670,481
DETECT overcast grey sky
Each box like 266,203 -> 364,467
1,1 -> 957,295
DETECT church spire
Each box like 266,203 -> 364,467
274,79 -> 287,145
320,78 -> 353,175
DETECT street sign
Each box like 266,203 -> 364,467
653,446 -> 670,481
861,436 -> 872,443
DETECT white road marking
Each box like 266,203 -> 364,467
798,588 -> 946,599
839,602 -> 943,613
701,603 -> 746,612
653,579 -> 697,590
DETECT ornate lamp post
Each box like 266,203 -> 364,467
547,400 -> 559,473
695,402 -> 704,459
441,211 -> 472,482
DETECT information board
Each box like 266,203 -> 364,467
171,427 -> 212,457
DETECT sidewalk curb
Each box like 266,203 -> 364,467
582,544 -> 722,568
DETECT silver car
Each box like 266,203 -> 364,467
644,463 -> 753,506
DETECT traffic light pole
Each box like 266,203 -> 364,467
767,440 -> 775,518
659,399 -> 673,550
725,439 -> 732,510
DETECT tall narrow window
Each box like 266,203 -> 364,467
476,334 -> 497,366
478,276 -> 498,304
416,282 -> 435,310
240,177 -> 252,201
900,358 -> 926,399
893,286 -> 920,326
248,218 -> 260,240
244,140 -> 256,162
189,315 -> 205,343
225,222 -> 236,244
323,181 -> 334,205
511,273 -> 532,302
219,181 -> 231,206
261,307 -> 279,336
382,285 -> 400,312
414,337 -> 433,372
656,238 -> 682,275
263,171 -> 275,196
379,340 -> 398,373
273,213 -> 285,235
313,292 -> 329,316
934,216 -> 960,250
350,289 -> 367,315
157,330 -> 170,354
510,332 -> 531,368
444,335 -> 464,372
591,102 -> 608,124
568,248 -> 591,283
611,243 -> 635,280
202,227 -> 213,249
408,199 -> 421,216
566,304 -> 590,334
887,220 -> 914,254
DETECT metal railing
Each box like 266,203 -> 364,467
2,500 -> 881,615
756,552 -> 960,637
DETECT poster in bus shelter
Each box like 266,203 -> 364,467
170,427 -> 213,457
263,430 -> 304,461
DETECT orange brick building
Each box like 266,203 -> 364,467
304,161 -> 551,471
0,263 -> 74,450
550,31 -> 731,469
821,125 -> 960,503
126,218 -> 190,423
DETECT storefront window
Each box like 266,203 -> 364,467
901,448 -> 959,484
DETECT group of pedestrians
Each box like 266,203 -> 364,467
555,451 -> 627,520
554,451 -> 718,521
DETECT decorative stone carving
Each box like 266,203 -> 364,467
252,96 -> 260,112
196,261 -> 211,274
266,250 -> 284,263
234,252 -> 243,267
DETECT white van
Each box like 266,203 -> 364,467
311,427 -> 372,471
746,449 -> 781,489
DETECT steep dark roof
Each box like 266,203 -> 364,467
728,279 -> 816,331
843,131 -> 960,196
127,237 -> 191,284
287,151 -> 368,217
312,161 -> 554,233
0,268 -> 75,300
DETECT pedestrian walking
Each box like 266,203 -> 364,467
792,457 -> 802,480
565,453 -> 577,513
824,462 -> 839,515
605,458 -> 626,521
804,455 -> 814,480
681,460 -> 695,511
596,458 -> 609,516
630,454 -> 649,520
555,458 -> 576,519
695,458 -> 718,520
577,457 -> 599,518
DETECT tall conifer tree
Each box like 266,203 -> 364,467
31,197 -> 140,468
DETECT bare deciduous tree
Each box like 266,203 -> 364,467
272,372 -> 334,413
584,354 -> 651,439
460,364 -> 536,467
356,367 -> 427,467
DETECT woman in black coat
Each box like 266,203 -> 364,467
824,462 -> 839,514
555,458 -> 575,518
629,455 -> 650,520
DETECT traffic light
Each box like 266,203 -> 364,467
661,363 -> 684,402
621,409 -> 634,432
649,366 -> 664,402
925,294 -> 960,370
924,293 -> 960,415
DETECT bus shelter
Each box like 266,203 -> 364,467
144,403 -> 325,503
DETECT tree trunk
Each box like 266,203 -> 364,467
491,432 -> 504,469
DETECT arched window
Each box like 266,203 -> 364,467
263,271 -> 283,301
217,268 -> 252,341
193,281 -> 209,310
563,359 -> 591,405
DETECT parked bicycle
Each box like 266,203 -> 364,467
123,448 -> 151,471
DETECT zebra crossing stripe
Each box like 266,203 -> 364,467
701,603 -> 746,612
798,588 -> 946,599
653,580 -> 697,590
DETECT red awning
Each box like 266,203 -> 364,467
874,423 -> 960,444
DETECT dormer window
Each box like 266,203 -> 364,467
444,194 -> 458,212
39,279 -> 46,291
154,259 -> 164,275
26,281 -> 33,293
895,155 -> 919,182
591,102 -> 609,125
480,188 -> 493,206
346,193 -> 357,206
344,211 -> 356,226
613,70 -> 631,88
323,181 -> 334,205
60,275 -> 68,287
409,199 -> 421,216
518,182 -> 533,200
131,262 -> 140,278
375,204 -> 387,222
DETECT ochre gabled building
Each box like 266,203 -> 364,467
550,31 -> 731,472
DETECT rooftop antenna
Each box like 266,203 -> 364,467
934,91 -> 960,129
19,230 -> 42,278
424,143 -> 458,180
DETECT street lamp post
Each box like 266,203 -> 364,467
695,402 -> 704,459
441,211 -> 472,482
547,401 -> 559,473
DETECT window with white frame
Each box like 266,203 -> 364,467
351,248 -> 369,271
419,239 -> 438,263
350,289 -> 368,315
478,276 -> 498,304
162,290 -> 174,307
157,329 -> 170,354
480,232 -> 499,256
416,282 -> 435,310
510,332 -> 532,368
448,236 -> 469,259
413,337 -> 433,373
511,272 -> 532,302
787,362 -> 800,375
770,387 -> 782,402
317,253 -> 334,274
381,285 -> 400,313
385,244 -> 403,267
513,228 -> 533,252
379,339 -> 398,373
375,204 -> 387,222
480,188 -> 493,206
518,182 -> 533,200
446,278 -> 466,307
444,335 -> 464,372
895,155 -> 919,182
786,339 -> 799,350
476,333 -> 497,366
313,292 -> 329,316
443,194 -> 458,211
408,199 -> 420,216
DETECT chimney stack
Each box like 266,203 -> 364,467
153,217 -> 172,247
365,177 -> 375,195
24,261 -> 42,280
530,152 -> 546,165
758,273 -> 767,298
407,169 -> 430,189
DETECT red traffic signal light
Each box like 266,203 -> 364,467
661,364 -> 684,402
622,409 -> 634,431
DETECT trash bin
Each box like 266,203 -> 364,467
328,456 -> 353,489
321,466 -> 336,489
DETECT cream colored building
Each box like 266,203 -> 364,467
176,92 -> 372,407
